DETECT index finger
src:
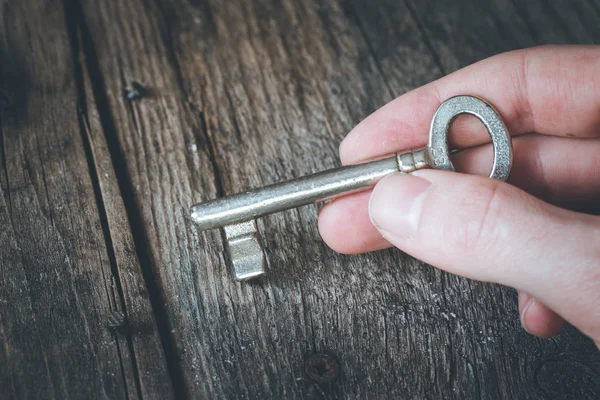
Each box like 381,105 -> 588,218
339,45 -> 600,166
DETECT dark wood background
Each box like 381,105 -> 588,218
1,0 -> 600,398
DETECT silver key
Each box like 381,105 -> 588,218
190,95 -> 513,281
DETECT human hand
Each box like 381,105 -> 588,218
317,45 -> 600,347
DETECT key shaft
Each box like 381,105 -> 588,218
191,149 -> 429,231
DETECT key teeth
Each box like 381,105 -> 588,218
223,220 -> 266,281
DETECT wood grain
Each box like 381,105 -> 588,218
75,0 -> 600,398
0,1 -> 173,398
1,0 -> 599,398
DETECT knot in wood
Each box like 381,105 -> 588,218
304,353 -> 340,383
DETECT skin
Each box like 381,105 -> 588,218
317,45 -> 600,347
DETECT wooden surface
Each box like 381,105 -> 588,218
1,0 -> 600,398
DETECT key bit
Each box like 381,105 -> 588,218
223,220 -> 265,281
190,95 -> 513,281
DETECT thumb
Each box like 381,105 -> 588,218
368,170 -> 600,344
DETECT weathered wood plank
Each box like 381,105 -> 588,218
68,0 -> 600,398
164,1 -> 470,398
403,2 -> 600,398
73,0 -> 225,397
71,7 -> 177,398
341,0 -> 600,397
0,1 -> 173,398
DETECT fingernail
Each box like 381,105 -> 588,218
518,291 -> 531,312
368,173 -> 431,240
520,297 -> 535,334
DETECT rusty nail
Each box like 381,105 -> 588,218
123,81 -> 147,101
106,310 -> 128,334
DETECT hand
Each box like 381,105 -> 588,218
317,45 -> 600,347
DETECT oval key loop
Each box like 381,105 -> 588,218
427,95 -> 513,181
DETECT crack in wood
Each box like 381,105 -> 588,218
0,114 -> 12,217
62,4 -> 140,398
61,0 -> 180,398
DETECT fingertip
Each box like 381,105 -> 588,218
338,111 -> 378,166
520,296 -> 565,339
338,89 -> 434,165
367,172 -> 432,243
317,202 -> 355,254
317,191 -> 391,254
338,133 -> 356,166
518,291 -> 532,318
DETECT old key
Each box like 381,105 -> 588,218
190,95 -> 513,281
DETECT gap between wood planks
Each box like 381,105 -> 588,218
62,7 -> 140,399
62,0 -> 184,397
